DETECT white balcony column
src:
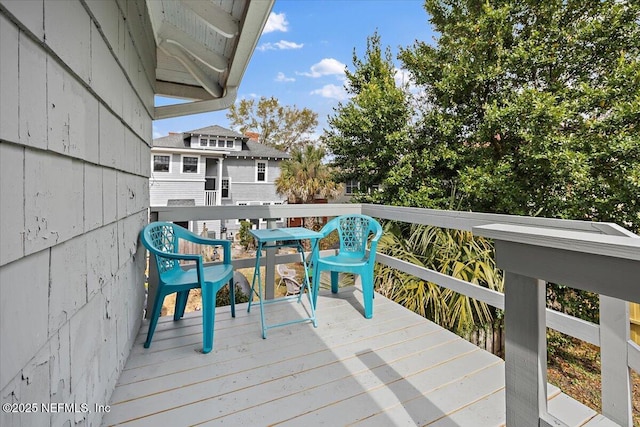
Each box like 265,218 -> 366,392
216,157 -> 223,205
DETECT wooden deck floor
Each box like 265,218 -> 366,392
102,286 -> 603,426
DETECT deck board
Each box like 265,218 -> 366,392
102,286 -> 612,426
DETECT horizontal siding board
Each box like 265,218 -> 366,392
149,180 -> 204,206
229,182 -> 284,203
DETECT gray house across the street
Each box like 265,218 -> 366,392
150,125 -> 289,237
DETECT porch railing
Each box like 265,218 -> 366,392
148,203 -> 639,426
204,190 -> 217,206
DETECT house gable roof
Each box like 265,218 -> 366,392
152,126 -> 289,160
227,140 -> 289,160
184,125 -> 246,139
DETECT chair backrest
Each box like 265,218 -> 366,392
277,263 -> 293,278
284,277 -> 301,295
325,215 -> 383,259
141,222 -> 183,274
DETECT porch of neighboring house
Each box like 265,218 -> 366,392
102,203 -> 639,427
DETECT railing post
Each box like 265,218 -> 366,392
216,158 -> 223,206
600,295 -> 633,426
504,272 -> 548,426
474,223 -> 640,427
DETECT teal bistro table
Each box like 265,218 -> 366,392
247,227 -> 322,338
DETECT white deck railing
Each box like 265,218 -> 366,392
148,203 -> 639,426
204,190 -> 217,206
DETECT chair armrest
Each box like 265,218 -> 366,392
369,229 -> 383,249
145,246 -> 202,262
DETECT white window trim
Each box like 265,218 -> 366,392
221,177 -> 231,199
235,201 -> 285,225
255,159 -> 268,182
152,154 -> 172,173
180,154 -> 200,174
345,179 -> 360,195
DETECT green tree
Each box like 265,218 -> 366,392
323,32 -> 412,199
398,0 -> 640,232
275,145 -> 342,205
237,220 -> 254,250
227,96 -> 318,153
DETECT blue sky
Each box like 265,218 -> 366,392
152,0 -> 435,139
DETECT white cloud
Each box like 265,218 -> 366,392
394,68 -> 411,86
275,72 -> 295,82
310,84 -> 348,101
299,58 -> 346,78
258,40 -> 304,51
263,12 -> 288,34
394,68 -> 418,92
276,40 -> 303,49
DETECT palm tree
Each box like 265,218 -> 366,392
376,223 -> 504,336
275,145 -> 342,230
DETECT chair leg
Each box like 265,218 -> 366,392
201,283 -> 215,354
174,290 -> 190,320
331,271 -> 339,294
144,290 -> 166,348
312,268 -> 321,309
362,272 -> 374,319
229,278 -> 236,318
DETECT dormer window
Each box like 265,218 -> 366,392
195,135 -> 237,150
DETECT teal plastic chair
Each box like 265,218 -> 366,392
140,222 -> 234,353
312,215 -> 383,318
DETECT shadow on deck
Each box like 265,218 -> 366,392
102,286 -> 600,426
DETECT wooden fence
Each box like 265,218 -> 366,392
465,323 -> 505,358
632,303 -> 640,344
177,240 -> 219,263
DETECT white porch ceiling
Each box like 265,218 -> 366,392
146,0 -> 274,119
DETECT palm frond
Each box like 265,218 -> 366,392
376,222 -> 504,334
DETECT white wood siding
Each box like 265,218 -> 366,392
150,157 -> 285,208
149,180 -> 205,206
